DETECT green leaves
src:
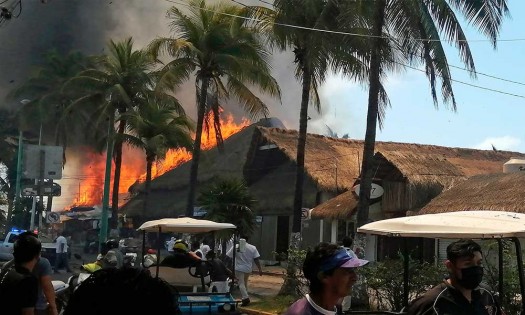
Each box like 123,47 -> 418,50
199,177 -> 256,240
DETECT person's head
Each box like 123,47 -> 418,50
445,239 -> 484,290
303,242 -> 368,298
64,268 -> 178,315
191,241 -> 200,251
13,231 -> 41,266
207,250 -> 217,260
105,239 -> 119,250
341,236 -> 353,248
173,239 -> 189,252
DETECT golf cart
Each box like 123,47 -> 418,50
137,217 -> 240,314
352,210 -> 525,315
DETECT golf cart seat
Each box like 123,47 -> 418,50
149,266 -> 210,292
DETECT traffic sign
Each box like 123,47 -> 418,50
46,212 -> 60,223
21,182 -> 61,197
301,208 -> 311,220
22,144 -> 63,179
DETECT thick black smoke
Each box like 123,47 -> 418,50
0,0 -> 314,128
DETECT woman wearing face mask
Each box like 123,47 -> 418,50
407,239 -> 503,315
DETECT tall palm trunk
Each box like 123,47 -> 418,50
292,66 -> 311,234
279,63 -> 312,297
111,117 -> 126,229
356,0 -> 386,228
186,77 -> 210,217
143,156 -> 154,215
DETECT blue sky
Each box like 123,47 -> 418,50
87,0 -> 525,153
309,1 -> 525,153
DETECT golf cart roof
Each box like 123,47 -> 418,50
137,217 -> 236,233
357,210 -> 525,239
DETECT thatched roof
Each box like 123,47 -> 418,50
122,124 -> 525,220
120,124 -> 257,218
310,190 -> 358,220
248,127 -> 524,193
419,172 -> 525,214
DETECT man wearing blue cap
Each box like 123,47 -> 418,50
285,242 -> 369,315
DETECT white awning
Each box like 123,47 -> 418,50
357,210 -> 525,239
137,217 -> 236,233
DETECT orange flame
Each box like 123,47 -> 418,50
68,114 -> 250,209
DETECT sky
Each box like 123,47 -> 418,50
310,1 -> 525,153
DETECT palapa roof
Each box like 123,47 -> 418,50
120,124 -> 257,218
310,190 -> 358,220
249,127 -> 523,193
122,124 -> 525,220
419,172 -> 525,214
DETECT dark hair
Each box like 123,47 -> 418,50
13,231 -> 41,264
207,250 -> 216,260
341,236 -> 353,248
447,239 -> 482,263
303,242 -> 340,294
191,241 -> 200,250
64,268 -> 178,315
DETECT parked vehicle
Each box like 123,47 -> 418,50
137,217 -> 240,315
52,279 -> 69,314
0,228 -> 56,262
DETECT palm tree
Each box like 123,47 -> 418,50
8,49 -> 91,146
147,0 -> 281,217
65,38 -> 156,228
354,0 -> 510,228
198,177 -> 256,254
249,0 -> 369,235
8,49 -> 92,213
118,93 -> 194,214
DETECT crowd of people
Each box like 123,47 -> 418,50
0,228 -> 505,315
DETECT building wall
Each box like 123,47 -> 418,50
250,215 -> 278,261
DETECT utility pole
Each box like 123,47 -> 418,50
30,123 -> 43,231
13,130 -> 23,224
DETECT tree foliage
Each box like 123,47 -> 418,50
148,0 -> 281,216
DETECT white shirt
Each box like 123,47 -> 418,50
305,294 -> 337,315
200,244 -> 210,260
226,242 -> 260,273
56,235 -> 68,253
167,238 -> 176,252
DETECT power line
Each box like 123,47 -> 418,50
447,64 -> 525,87
397,61 -> 525,99
166,0 -> 525,98
165,0 -> 525,43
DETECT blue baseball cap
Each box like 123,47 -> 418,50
319,248 -> 369,272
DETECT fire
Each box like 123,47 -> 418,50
67,114 -> 250,209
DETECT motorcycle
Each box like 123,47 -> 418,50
67,254 -> 102,294
52,279 -> 69,314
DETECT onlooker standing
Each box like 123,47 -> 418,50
226,236 -> 263,306
340,236 -> 356,312
207,250 -> 234,293
0,231 -> 42,314
407,239 -> 502,315
285,242 -> 369,315
200,242 -> 211,261
54,231 -> 72,273
166,237 -> 176,254
3,254 -> 58,315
